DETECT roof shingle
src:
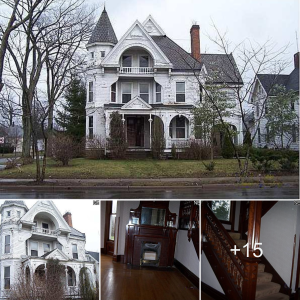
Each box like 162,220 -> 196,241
88,8 -> 118,45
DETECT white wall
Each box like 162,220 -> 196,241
175,230 -> 199,276
101,201 -> 106,249
260,201 -> 298,288
201,252 -> 225,294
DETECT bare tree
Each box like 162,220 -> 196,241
172,21 -> 290,177
5,0 -> 94,182
0,0 -> 52,93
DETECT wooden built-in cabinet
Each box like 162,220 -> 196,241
124,201 -> 177,267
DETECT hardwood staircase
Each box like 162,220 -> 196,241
228,232 -> 289,300
202,201 -> 291,300
188,201 -> 199,259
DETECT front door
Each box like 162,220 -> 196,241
127,117 -> 144,147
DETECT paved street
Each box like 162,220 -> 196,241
0,185 -> 298,199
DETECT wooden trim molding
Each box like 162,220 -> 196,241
201,282 -> 228,300
173,259 -> 199,289
113,255 -> 124,263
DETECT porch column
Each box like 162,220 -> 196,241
148,114 -> 153,149
122,114 -> 126,143
65,266 -> 68,289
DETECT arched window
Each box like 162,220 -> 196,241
67,267 -> 76,286
169,116 -> 189,139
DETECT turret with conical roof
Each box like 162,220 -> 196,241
0,200 -> 28,223
86,7 -> 118,64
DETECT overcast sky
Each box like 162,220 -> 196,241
0,200 -> 100,252
87,0 -> 299,73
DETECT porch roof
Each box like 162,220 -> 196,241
104,103 -> 194,110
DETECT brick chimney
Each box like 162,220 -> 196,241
190,24 -> 200,61
63,212 -> 73,227
294,52 -> 299,69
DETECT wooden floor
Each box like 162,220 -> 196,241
101,254 -> 199,300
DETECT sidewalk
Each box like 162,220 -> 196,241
0,176 -> 298,187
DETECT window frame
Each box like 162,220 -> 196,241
5,235 -> 10,254
172,116 -> 187,139
43,243 -> 51,254
139,55 -> 149,68
176,82 -> 186,103
30,241 -> 38,257
88,116 -> 93,139
6,211 -> 10,218
72,244 -> 78,259
139,82 -> 150,103
155,82 -> 162,103
4,266 -> 10,290
111,83 -> 117,103
17,211 -> 21,218
91,52 -> 94,59
88,81 -> 94,103
122,55 -> 132,68
121,82 -> 132,104
100,51 -> 105,58
209,201 -> 236,226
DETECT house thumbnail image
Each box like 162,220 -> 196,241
101,200 -> 199,300
0,200 -> 99,299
85,8 -> 243,153
202,201 -> 300,300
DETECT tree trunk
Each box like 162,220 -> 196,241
22,113 -> 31,158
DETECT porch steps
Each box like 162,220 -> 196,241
227,232 -> 289,300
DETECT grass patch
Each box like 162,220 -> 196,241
0,157 -> 283,179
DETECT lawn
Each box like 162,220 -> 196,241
0,158 -> 261,179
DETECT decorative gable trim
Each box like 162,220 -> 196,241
43,249 -> 69,261
21,201 -> 71,233
142,15 -> 166,36
121,96 -> 152,110
101,20 -> 172,68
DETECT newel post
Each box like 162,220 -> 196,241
242,201 -> 262,300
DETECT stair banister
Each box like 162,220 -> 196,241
202,201 -> 261,300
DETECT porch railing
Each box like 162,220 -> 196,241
32,227 -> 58,236
169,139 -> 190,148
120,67 -> 154,74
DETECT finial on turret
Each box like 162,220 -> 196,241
103,2 -> 106,12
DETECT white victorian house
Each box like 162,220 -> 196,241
0,200 -> 99,299
249,52 -> 299,150
85,8 -> 243,152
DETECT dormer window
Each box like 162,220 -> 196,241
17,211 -> 21,218
101,51 -> 105,58
139,55 -> 149,68
122,56 -> 132,68
6,211 -> 10,217
91,52 -> 94,59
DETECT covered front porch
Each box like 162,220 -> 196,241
105,110 -> 192,151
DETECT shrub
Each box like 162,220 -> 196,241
86,136 -> 106,159
151,117 -> 165,159
171,143 -> 177,159
222,134 -> 234,159
202,161 -> 215,171
108,112 -> 127,159
51,134 -> 77,166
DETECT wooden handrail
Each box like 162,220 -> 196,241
202,201 -> 260,300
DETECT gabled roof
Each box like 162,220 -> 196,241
201,53 -> 243,84
86,251 -> 99,262
152,36 -> 202,71
88,7 -> 118,45
257,69 -> 299,95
